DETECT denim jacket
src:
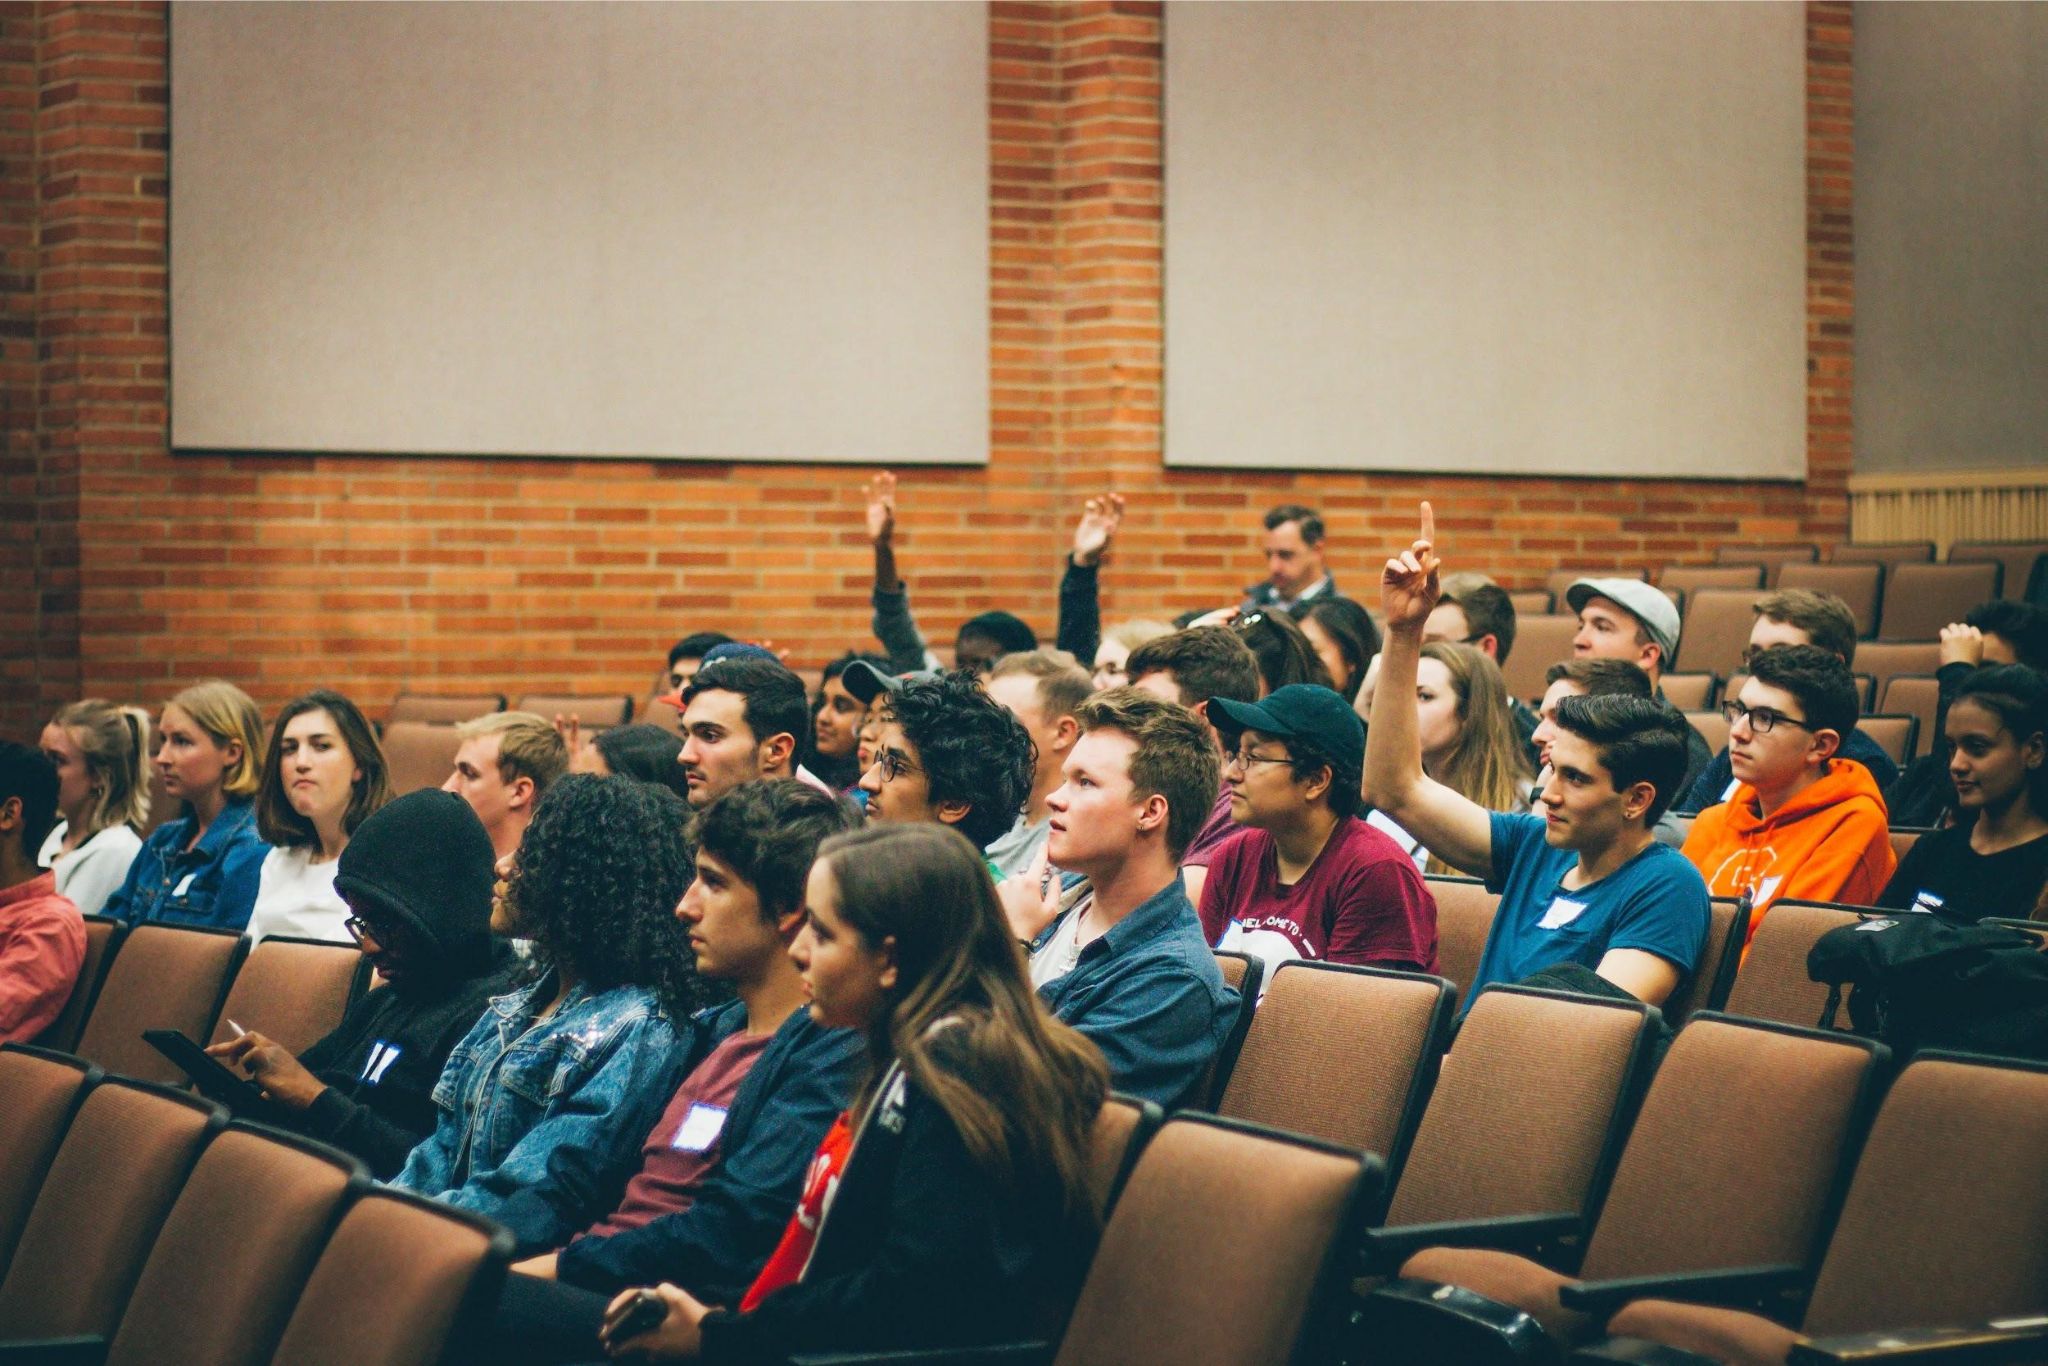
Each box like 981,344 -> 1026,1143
102,798 -> 267,931
390,971 -> 686,1253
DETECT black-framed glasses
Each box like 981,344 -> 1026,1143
343,915 -> 385,947
873,749 -> 921,782
1720,699 -> 1816,735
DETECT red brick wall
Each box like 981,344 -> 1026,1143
3,0 -> 1853,738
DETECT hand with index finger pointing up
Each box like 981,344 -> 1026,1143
1380,500 -> 1442,634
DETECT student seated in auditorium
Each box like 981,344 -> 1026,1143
1197,684 -> 1438,976
1000,688 -> 1239,1107
1886,600 -> 2048,827
566,722 -> 693,802
1878,664 -> 2048,923
1233,605 -> 1335,694
1366,506 -> 1708,1009
983,650 -> 1093,878
862,471 -> 1039,675
483,781 -> 866,1365
1529,657 -> 1689,849
247,690 -> 392,944
390,775 -> 697,1252
104,679 -> 270,931
844,666 -> 1034,874
207,789 -> 519,1177
1565,575 -> 1714,796
442,710 -> 568,865
1125,625 -> 1265,905
1047,490 -> 1175,689
1293,595 -> 1380,704
1425,574 -> 1538,754
595,823 -> 1109,1364
807,652 -> 888,793
672,655 -> 823,809
0,743 -> 84,1045
1678,589 -> 1898,813
1681,644 -> 1896,942
663,631 -> 735,696
37,699 -> 150,916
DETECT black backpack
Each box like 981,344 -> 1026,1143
1806,914 -> 2048,1062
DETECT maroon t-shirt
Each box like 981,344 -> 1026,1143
574,1028 -> 773,1241
1197,817 -> 1439,972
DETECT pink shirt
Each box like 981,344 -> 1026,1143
0,871 -> 85,1044
1198,818 -> 1439,973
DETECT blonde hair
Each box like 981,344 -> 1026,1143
1419,643 -> 1533,876
49,700 -> 153,836
165,680 -> 267,799
454,711 -> 568,794
1103,619 -> 1175,656
989,648 -> 1094,721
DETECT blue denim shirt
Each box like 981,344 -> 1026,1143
1031,874 -> 1239,1108
102,798 -> 267,931
390,971 -> 686,1252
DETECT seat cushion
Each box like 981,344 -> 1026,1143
1607,1297 -> 1802,1366
1400,1246 -> 1590,1343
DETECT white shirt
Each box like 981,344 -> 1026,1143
1028,891 -> 1092,990
246,845 -> 350,944
1365,809 -> 1429,876
38,821 -> 144,918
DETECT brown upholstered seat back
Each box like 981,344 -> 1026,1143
0,1079 -> 220,1338
381,721 -> 464,795
513,693 -> 632,729
1880,561 -> 2000,642
1579,1017 -> 1880,1282
1217,963 -> 1452,1163
1424,876 -> 1498,1000
209,937 -> 364,1054
1054,1117 -> 1375,1366
37,915 -> 125,1053
1721,902 -> 1860,1027
1801,1057 -> 2048,1338
107,1127 -> 360,1366
0,1047 -> 96,1280
265,1189 -> 508,1366
1386,988 -> 1652,1228
1086,1095 -> 1158,1220
1676,590 -> 1768,676
75,923 -> 246,1085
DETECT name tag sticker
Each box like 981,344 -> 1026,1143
172,872 -> 197,897
1752,875 -> 1783,907
1538,896 -> 1587,930
672,1103 -> 729,1153
1911,890 -> 1945,913
1720,777 -> 1740,802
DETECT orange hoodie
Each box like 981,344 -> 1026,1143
1680,758 -> 1897,951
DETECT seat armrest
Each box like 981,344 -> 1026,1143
1360,1212 -> 1585,1274
1356,1278 -> 1554,1361
1569,1340 -> 1722,1365
0,1337 -> 108,1366
1787,1314 -> 2048,1364
790,1344 -> 1053,1366
1557,1264 -> 1808,1319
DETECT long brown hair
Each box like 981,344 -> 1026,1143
254,690 -> 393,849
817,823 -> 1110,1224
1419,642 -> 1534,875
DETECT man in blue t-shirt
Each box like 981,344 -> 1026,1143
1363,504 -> 1710,1010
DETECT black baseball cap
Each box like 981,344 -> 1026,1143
1204,684 -> 1364,768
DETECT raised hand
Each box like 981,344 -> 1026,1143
1071,492 -> 1126,567
1380,501 -> 1442,633
1939,622 -> 1984,668
864,471 -> 897,547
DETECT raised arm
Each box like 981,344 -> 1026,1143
1056,492 -> 1123,662
864,471 -> 937,673
1362,502 -> 1497,880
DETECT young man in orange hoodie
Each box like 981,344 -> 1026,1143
1681,644 -> 1896,948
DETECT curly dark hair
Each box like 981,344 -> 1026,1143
505,773 -> 704,1016
883,670 -> 1035,852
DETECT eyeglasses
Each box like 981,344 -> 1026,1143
1226,746 -> 1293,772
1720,699 -> 1816,735
872,749 -> 921,782
343,915 -> 386,947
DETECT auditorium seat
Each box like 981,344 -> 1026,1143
1720,901 -> 1862,1028
1675,589 -> 1766,676
1878,561 -> 2001,642
0,1077 -> 225,1344
1217,963 -> 1454,1185
1087,1094 -> 1162,1220
1830,541 -> 1934,569
1656,672 -> 1716,710
381,720 -> 464,795
1945,540 -> 2047,602
1656,896 -> 1746,1027
1847,641 -> 1941,701
1197,951 -> 1264,1107
0,1046 -> 98,1283
514,693 -> 633,729
1504,616 -> 1581,704
1714,542 -> 1817,585
1423,876 -> 1499,1000
208,935 -> 368,1055
1683,708 -> 1730,756
74,923 -> 247,1086
1857,713 -> 1920,766
35,914 -> 126,1053
1580,1053 -> 2048,1366
1776,560 -> 1884,637
263,1187 -> 513,1366
1508,589 -> 1554,616
1662,564 -> 1765,596
1877,673 -> 1941,755
1888,828 -> 1927,865
387,692 -> 504,726
1363,1015 -> 1887,1363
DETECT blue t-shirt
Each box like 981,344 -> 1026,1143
1464,811 -> 1710,1011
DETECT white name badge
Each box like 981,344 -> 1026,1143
1538,896 -> 1587,930
1752,875 -> 1784,907
172,872 -> 197,897
1721,778 -> 1740,802
1911,890 -> 1945,913
671,1103 -> 729,1154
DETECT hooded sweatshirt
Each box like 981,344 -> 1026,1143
1681,757 -> 1897,952
292,791 -> 518,1177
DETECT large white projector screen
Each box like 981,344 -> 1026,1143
1162,1 -> 1807,480
169,2 -> 989,464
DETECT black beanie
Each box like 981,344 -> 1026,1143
333,789 -> 495,977
958,610 -> 1037,655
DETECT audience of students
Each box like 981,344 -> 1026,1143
104,679 -> 270,930
673,657 -> 815,808
391,774 -> 698,1252
1368,508 -> 1709,1008
208,789 -> 519,1176
1293,595 -> 1380,704
1879,663 -> 2048,923
0,742 -> 84,1044
1680,644 -> 1897,945
983,650 -> 1093,878
443,711 -> 569,863
36,699 -> 150,915
850,667 -> 1034,870
1565,576 -> 1714,794
1198,685 -> 1439,975
1246,503 -> 1338,610
247,690 -> 392,944
1886,600 -> 2048,826
807,653 -> 888,792
600,823 -> 1110,1362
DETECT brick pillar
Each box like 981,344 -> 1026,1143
1803,0 -> 1854,541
